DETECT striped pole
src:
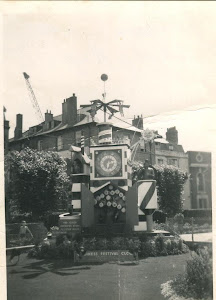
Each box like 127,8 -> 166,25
97,122 -> 112,144
81,131 -> 85,154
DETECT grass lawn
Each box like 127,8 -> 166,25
7,252 -> 191,300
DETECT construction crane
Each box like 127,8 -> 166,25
23,72 -> 44,122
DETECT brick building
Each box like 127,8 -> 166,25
187,151 -> 212,209
8,94 -> 150,164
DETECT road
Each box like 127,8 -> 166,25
180,232 -> 212,243
6,253 -> 191,300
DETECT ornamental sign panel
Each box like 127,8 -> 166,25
75,250 -> 135,263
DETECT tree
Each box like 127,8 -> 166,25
132,162 -> 188,217
5,148 -> 70,220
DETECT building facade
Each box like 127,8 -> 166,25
187,151 -> 212,209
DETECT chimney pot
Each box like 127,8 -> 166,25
14,114 -> 23,139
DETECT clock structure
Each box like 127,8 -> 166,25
95,149 -> 122,178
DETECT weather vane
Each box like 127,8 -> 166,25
80,74 -> 130,122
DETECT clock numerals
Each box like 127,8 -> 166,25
95,150 -> 122,177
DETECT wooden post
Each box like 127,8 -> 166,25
191,217 -> 194,243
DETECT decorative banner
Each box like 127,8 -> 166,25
142,128 -> 155,141
97,123 -> 112,144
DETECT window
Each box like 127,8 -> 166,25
57,136 -> 63,151
37,140 -> 43,151
155,142 -> 160,150
199,198 -> 207,209
197,173 -> 205,192
169,145 -> 174,151
157,159 -> 164,165
168,158 -> 178,167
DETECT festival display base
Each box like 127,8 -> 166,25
74,250 -> 135,263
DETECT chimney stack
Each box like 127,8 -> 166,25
166,127 -> 178,144
14,114 -> 23,139
132,115 -> 143,130
45,110 -> 53,123
4,119 -> 10,154
62,93 -> 77,126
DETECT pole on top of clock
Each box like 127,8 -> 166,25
101,74 -> 108,122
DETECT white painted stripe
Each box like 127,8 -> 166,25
98,138 -> 112,144
145,190 -> 158,209
71,183 -> 81,192
137,180 -> 157,209
138,208 -> 145,215
119,186 -> 128,191
134,222 -> 147,231
138,181 -> 152,206
72,200 -> 81,209
90,181 -> 111,193
98,129 -> 112,137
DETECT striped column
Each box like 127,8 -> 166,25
137,180 -> 157,232
81,133 -> 85,154
97,122 -> 112,144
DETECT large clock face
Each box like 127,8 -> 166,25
95,150 -> 122,177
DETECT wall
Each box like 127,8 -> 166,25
188,151 -> 211,209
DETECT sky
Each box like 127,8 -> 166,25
1,1 -> 216,152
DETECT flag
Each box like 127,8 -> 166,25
119,101 -> 124,117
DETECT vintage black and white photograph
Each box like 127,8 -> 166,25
1,1 -> 215,300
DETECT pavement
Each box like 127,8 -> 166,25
180,232 -> 212,243
6,253 -> 191,300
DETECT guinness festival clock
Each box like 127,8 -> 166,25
95,149 -> 122,178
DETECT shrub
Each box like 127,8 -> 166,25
155,234 -> 167,256
174,213 -> 184,224
171,248 -> 213,299
5,149 -> 69,220
153,210 -> 167,224
95,238 -> 109,250
183,209 -> 212,219
126,238 -> 141,254
111,237 -> 126,250
183,222 -> 191,233
56,234 -> 65,246
164,239 -> 172,255
43,213 -> 60,230
140,238 -> 156,258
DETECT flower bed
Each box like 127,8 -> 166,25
155,220 -> 212,235
28,232 -> 188,260
161,248 -> 213,300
